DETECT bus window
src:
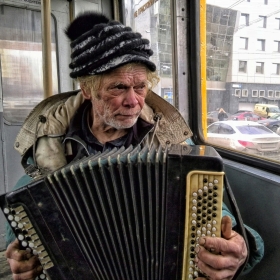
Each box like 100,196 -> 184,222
124,0 -> 173,105
0,5 -> 58,123
205,0 -> 280,163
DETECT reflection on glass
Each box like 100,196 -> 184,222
0,6 -> 58,123
124,0 -> 173,105
206,0 -> 280,161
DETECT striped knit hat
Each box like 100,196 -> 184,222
65,11 -> 156,78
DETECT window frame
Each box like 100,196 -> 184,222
259,90 -> 265,97
1,5 -> 59,124
239,60 -> 247,73
256,62 -> 264,74
258,15 -> 267,28
257,39 -> 265,51
239,37 -> 248,49
252,90 -> 258,97
242,89 -> 248,97
272,63 -> 280,75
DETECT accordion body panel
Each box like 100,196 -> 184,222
1,144 -> 224,280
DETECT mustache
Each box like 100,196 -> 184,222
116,110 -> 141,115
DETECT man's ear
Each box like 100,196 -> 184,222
80,87 -> 91,100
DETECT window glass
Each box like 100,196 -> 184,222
256,39 -> 265,51
206,0 -> 280,163
124,0 -> 173,105
273,40 -> 280,52
0,6 -> 58,123
258,16 -> 267,28
239,37 -> 248,49
256,62 -> 264,74
272,63 -> 280,75
239,61 -> 247,72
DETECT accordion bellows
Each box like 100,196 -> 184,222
1,144 -> 224,280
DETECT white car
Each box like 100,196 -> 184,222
207,121 -> 280,156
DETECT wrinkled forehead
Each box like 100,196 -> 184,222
101,64 -> 149,85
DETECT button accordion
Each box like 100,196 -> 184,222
1,144 -> 225,280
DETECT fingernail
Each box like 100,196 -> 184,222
25,253 -> 32,259
37,265 -> 43,272
195,245 -> 200,253
198,237 -> 206,245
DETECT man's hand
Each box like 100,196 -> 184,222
5,239 -> 43,280
195,216 -> 247,280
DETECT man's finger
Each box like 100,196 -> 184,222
11,264 -> 43,280
7,255 -> 40,274
221,216 -> 232,239
5,239 -> 31,262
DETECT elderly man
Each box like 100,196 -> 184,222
5,11 -> 262,280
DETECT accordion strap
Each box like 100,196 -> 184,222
224,175 -> 250,279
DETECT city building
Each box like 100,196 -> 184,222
206,0 -> 280,113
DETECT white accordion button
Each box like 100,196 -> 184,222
8,215 -> 14,221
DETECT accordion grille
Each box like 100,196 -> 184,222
46,145 -> 167,280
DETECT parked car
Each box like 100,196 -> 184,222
233,110 -> 252,114
257,114 -> 280,133
207,110 -> 230,125
254,103 -> 280,118
207,121 -> 280,157
229,111 -> 266,121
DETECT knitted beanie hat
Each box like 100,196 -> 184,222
65,11 -> 156,78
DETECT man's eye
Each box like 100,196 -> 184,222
115,85 -> 126,90
134,84 -> 146,90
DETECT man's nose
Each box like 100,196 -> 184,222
123,87 -> 139,107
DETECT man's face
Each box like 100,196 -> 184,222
92,64 -> 149,129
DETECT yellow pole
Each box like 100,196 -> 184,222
41,0 -> 53,99
200,0 -> 207,138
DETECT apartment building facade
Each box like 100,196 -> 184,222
206,0 -> 280,113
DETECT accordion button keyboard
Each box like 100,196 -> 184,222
183,170 -> 224,279
3,205 -> 53,280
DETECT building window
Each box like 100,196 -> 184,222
274,41 -> 280,52
275,91 -> 280,98
268,90 -> 274,98
256,62 -> 264,74
276,18 -> 280,30
239,61 -> 247,72
252,90 -> 258,97
259,90 -> 265,97
235,89 -> 241,97
242,89 -> 248,97
240,37 -> 248,49
1,5 -> 59,123
240,14 -> 249,26
258,16 -> 267,28
272,63 -> 280,75
257,39 -> 265,51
